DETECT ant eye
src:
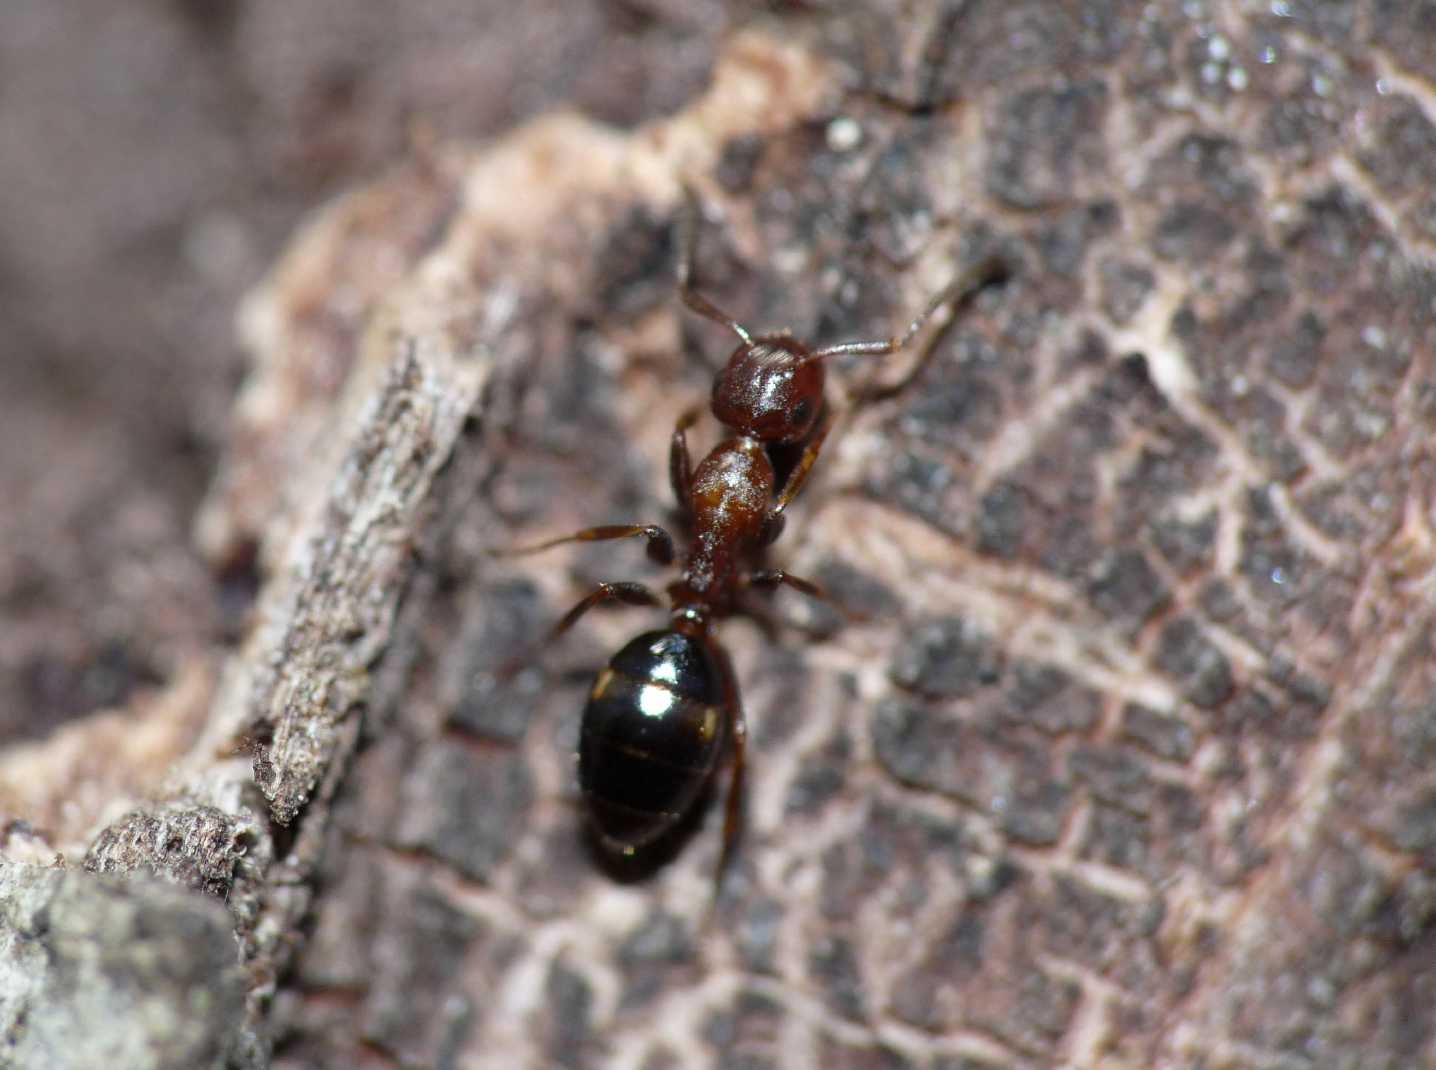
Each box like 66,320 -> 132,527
790,399 -> 813,427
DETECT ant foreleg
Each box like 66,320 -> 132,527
669,405 -> 702,516
501,524 -> 675,566
552,581 -> 663,638
678,186 -> 752,345
761,414 -> 835,542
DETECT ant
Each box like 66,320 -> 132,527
513,192 -> 1007,871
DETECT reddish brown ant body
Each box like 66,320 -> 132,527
517,194 -> 1005,867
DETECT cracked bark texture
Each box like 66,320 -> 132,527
3,3 -> 1436,1068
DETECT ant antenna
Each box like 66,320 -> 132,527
810,254 -> 1010,362
677,185 -> 753,346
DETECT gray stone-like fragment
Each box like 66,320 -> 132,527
0,860 -> 246,1070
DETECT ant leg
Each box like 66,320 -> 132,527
669,405 -> 702,516
810,254 -> 1011,362
745,568 -> 869,631
715,646 -> 747,892
678,186 -> 752,345
500,524 -> 675,566
552,581 -> 662,638
746,568 -> 827,602
760,413 -> 835,542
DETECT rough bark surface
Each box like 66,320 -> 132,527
3,4 -> 1436,1069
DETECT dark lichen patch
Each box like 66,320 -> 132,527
1223,683 -> 1322,744
808,934 -> 867,1019
360,875 -> 481,1060
1098,256 -> 1155,324
731,895 -> 785,976
816,796 -> 1007,928
714,133 -> 767,194
1296,462 -> 1407,546
1262,310 -> 1325,390
1148,510 -> 1217,577
889,860 -> 1078,1046
1027,873 -> 1165,984
1390,788 -> 1436,856
1142,134 -> 1259,266
993,661 -> 1102,736
871,697 -> 1072,844
544,960 -> 596,1070
1356,94 -> 1436,200
864,446 -> 963,536
1079,802 -> 1152,875
1155,617 -> 1234,709
1114,425 -> 1220,539
986,82 -> 1110,210
392,739 -> 534,882
617,909 -> 695,1011
1069,744 -> 1155,816
1265,657 -> 1333,720
889,615 -> 1002,699
872,699 -> 972,799
590,205 -> 676,320
1147,133 -> 1259,207
1236,485 -> 1317,610
920,0 -> 1124,103
893,355 -> 1008,452
1297,287 -> 1414,462
998,767 -> 1072,847
976,479 -> 1030,560
784,729 -> 852,818
805,558 -> 899,638
703,988 -> 786,1070
746,645 -> 813,749
1238,387 -> 1307,483
518,329 -> 628,456
855,120 -> 944,264
1151,780 -> 1205,859
817,1035 -> 916,1070
448,578 -> 547,742
1281,187 -> 1386,300
1372,0 -> 1436,74
1119,703 -> 1195,763
19,638 -> 165,734
931,1055 -> 1013,1070
1085,546 -> 1171,635
1257,82 -> 1345,168
976,962 -> 1082,1052
1152,201 -> 1237,264
1036,201 -> 1120,280
976,456 -> 1102,583
969,349 -> 1200,583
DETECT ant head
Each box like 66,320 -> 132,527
710,336 -> 825,444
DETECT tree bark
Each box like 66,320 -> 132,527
3,5 -> 1435,1069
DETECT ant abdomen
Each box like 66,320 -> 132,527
578,630 -> 728,854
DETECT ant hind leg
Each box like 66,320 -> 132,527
712,645 -> 747,903
552,582 -> 663,638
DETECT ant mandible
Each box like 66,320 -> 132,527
515,190 -> 1006,871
